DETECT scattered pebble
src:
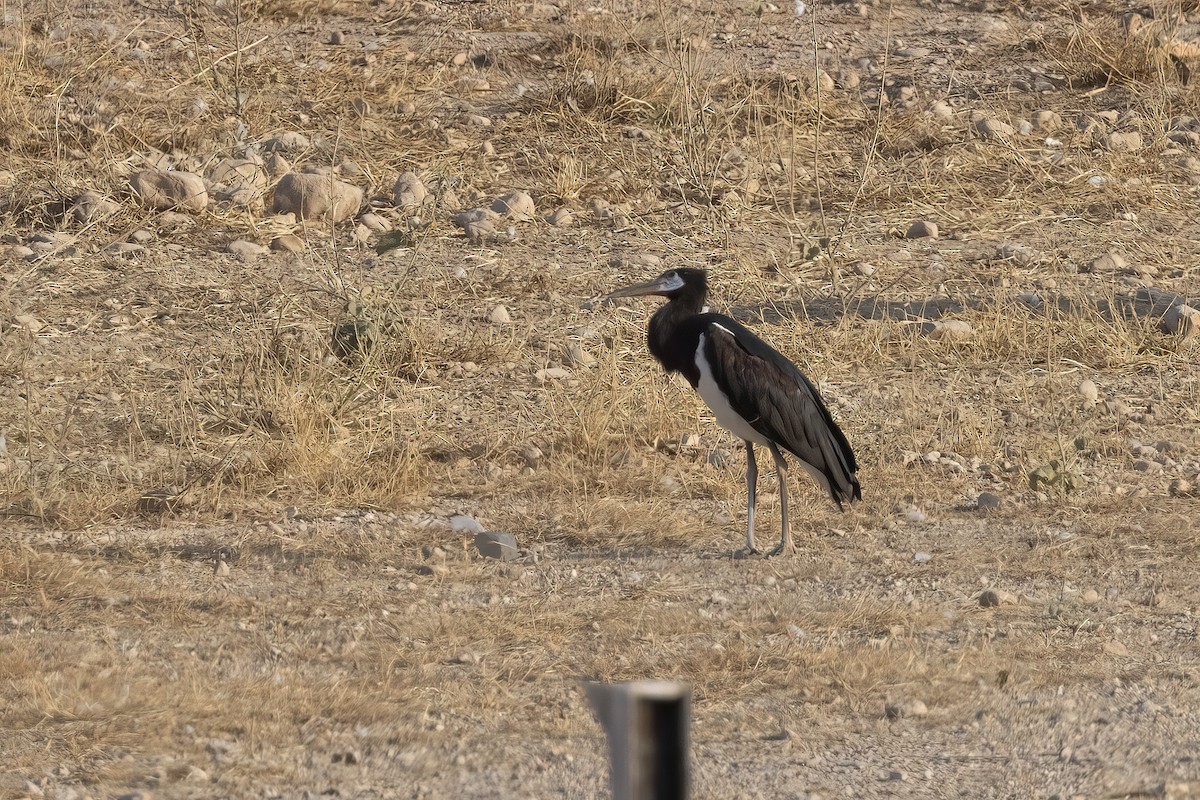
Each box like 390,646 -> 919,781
546,207 -> 573,226
978,589 -> 1017,608
1081,589 -> 1101,604
913,551 -> 932,564
130,169 -> 208,212
488,305 -> 512,324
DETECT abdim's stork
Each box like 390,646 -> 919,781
608,268 -> 861,556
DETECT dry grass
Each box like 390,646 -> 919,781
2,0 -> 1200,795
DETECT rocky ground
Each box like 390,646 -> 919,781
2,0 -> 1200,797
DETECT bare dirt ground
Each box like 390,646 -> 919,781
2,0 -> 1200,797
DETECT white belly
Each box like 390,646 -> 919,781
695,332 -> 771,446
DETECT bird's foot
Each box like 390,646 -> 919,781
733,546 -> 760,560
766,541 -> 796,558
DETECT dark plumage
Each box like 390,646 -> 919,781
608,267 -> 860,555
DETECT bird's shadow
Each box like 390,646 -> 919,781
726,285 -> 1195,328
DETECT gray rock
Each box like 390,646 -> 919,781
546,207 -> 573,226
264,152 -> 291,179
474,530 -> 519,561
1161,304 -> 1199,338
210,158 -> 268,205
130,170 -> 208,211
270,172 -> 362,222
450,514 -> 485,534
491,190 -> 536,221
978,589 -> 1001,607
905,220 -> 938,239
392,171 -> 428,209
70,189 -> 119,223
913,551 -> 932,564
975,491 -> 1001,510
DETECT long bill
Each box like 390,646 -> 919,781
606,273 -> 683,299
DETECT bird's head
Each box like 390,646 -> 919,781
606,267 -> 707,301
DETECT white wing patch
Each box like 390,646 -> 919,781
695,327 -> 771,446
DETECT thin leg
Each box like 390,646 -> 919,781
767,444 -> 794,557
736,442 -> 759,557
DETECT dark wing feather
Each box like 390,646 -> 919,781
703,316 -> 861,507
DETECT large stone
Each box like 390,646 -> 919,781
1161,304 -> 1200,338
392,171 -> 428,209
262,131 -> 312,153
491,190 -> 536,221
70,190 -> 119,223
270,172 -> 362,222
130,170 -> 208,211
210,158 -> 269,205
474,531 -> 519,561
452,207 -> 501,242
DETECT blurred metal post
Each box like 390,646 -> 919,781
585,680 -> 690,800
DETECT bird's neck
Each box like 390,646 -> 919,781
647,289 -> 706,371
